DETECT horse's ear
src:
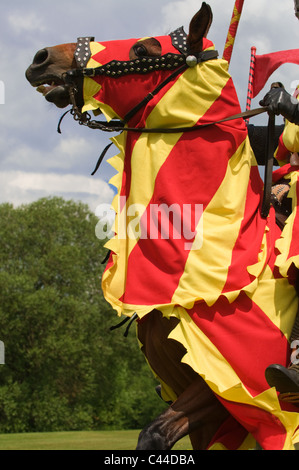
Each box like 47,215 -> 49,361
187,2 -> 213,53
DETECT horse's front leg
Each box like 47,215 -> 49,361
136,406 -> 188,450
136,376 -> 228,450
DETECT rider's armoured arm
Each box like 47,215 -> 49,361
260,87 -> 299,164
260,87 -> 299,125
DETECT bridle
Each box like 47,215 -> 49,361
61,29 -> 267,133
62,28 -> 222,132
60,29 -> 273,217
62,30 -> 267,132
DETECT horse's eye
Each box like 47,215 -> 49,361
134,45 -> 148,57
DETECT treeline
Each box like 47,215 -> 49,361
0,198 -> 166,433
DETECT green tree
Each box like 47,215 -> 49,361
0,198 -> 165,433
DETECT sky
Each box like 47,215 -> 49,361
1,0 -> 299,214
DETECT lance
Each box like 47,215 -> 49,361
223,0 -> 245,65
245,46 -> 257,123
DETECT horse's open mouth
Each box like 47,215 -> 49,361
32,78 -> 71,108
34,77 -> 65,97
36,82 -> 61,97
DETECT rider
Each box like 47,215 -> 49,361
258,0 -> 299,394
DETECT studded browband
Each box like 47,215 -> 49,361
69,27 -> 218,82
74,37 -> 95,68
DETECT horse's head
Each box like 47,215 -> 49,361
25,43 -> 78,109
25,3 -> 213,118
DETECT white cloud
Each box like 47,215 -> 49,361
0,171 -> 115,212
160,0 -> 202,33
1,131 -> 113,172
160,0 -> 232,34
245,0 -> 288,22
7,11 -> 47,34
55,136 -> 96,162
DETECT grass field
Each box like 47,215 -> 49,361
0,430 -> 192,450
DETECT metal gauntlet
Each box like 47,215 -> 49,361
260,87 -> 299,125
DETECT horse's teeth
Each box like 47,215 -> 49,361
36,85 -> 46,94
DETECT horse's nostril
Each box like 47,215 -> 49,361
33,49 -> 49,65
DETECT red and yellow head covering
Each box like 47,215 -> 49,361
82,34 -> 215,121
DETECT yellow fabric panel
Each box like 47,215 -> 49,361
275,171 -> 299,276
82,78 -> 102,113
82,42 -> 105,113
171,138 -> 254,308
279,89 -> 299,154
86,42 -> 106,67
247,264 -> 298,341
281,121 -> 299,154
145,58 -> 230,129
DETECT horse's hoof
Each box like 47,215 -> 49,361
265,364 -> 299,393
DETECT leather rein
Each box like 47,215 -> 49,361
60,32 -> 273,218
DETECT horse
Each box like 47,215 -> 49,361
26,3 -> 299,450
